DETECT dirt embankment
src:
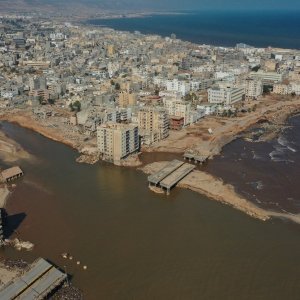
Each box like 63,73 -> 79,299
0,109 -> 98,162
0,110 -> 79,150
141,161 -> 300,224
145,97 -> 300,158
0,185 -> 10,208
142,161 -> 270,221
0,130 -> 31,163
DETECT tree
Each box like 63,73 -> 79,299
69,100 -> 81,112
48,98 -> 55,105
115,83 -> 120,90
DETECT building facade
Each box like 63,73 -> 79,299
208,86 -> 245,105
245,79 -> 263,99
97,122 -> 139,163
138,106 -> 169,145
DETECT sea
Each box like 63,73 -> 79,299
87,10 -> 300,49
0,115 -> 300,299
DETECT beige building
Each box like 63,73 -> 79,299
163,98 -> 191,125
118,91 -> 137,108
107,45 -> 115,57
245,79 -> 263,99
273,84 -> 291,95
264,60 -> 277,72
138,107 -> 169,145
97,122 -> 139,164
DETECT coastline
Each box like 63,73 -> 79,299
141,161 -> 300,225
1,97 -> 300,222
144,96 -> 300,158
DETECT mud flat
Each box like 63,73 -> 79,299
141,161 -> 300,224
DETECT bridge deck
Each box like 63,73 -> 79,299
148,159 -> 184,185
0,258 -> 67,300
160,163 -> 195,189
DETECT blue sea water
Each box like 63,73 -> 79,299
88,10 -> 300,49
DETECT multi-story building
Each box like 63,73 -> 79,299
208,86 -> 245,105
166,79 -> 190,96
97,122 -> 139,164
273,84 -> 291,95
291,82 -> 300,95
138,106 -> 169,145
118,91 -> 137,108
163,98 -> 191,125
245,79 -> 263,99
249,71 -> 283,84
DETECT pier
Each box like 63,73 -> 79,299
148,159 -> 184,185
148,160 -> 195,194
1,166 -> 24,183
0,258 -> 67,299
183,152 -> 208,164
160,163 -> 196,195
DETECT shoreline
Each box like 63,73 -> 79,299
83,13 -> 300,51
0,185 -> 10,208
144,96 -> 300,158
1,98 -> 300,223
141,161 -> 300,225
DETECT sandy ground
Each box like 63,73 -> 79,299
141,161 -> 300,224
0,185 -> 10,208
145,96 -> 300,159
0,131 -> 31,163
0,109 -> 80,149
0,264 -> 20,287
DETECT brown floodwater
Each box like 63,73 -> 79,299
1,121 -> 300,300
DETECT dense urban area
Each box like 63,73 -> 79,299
0,14 -> 299,166
1,12 -> 300,298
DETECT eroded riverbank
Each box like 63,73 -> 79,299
141,160 -> 300,225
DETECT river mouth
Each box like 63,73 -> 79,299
1,121 -> 300,299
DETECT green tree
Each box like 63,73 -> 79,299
69,101 -> 81,112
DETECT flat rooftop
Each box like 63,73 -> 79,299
148,160 -> 184,185
160,163 -> 196,189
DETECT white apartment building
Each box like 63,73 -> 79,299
138,106 -> 169,145
245,79 -> 263,99
208,86 -> 245,105
97,122 -> 139,164
291,82 -> 300,95
163,98 -> 191,125
249,71 -> 283,83
166,79 -> 190,96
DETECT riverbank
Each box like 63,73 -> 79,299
2,96 -> 300,168
0,185 -> 10,208
0,130 -> 31,163
144,96 -> 300,159
141,161 -> 300,224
